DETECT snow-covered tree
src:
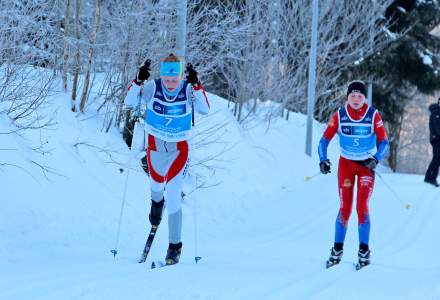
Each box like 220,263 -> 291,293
348,0 -> 440,171
0,0 -> 59,131
212,0 -> 392,124
79,0 -> 103,112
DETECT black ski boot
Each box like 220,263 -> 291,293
424,178 -> 439,187
356,243 -> 371,270
326,243 -> 343,268
165,242 -> 182,265
149,199 -> 164,226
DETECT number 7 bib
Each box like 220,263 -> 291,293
146,100 -> 192,142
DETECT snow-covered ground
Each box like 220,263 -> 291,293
1,81 -> 439,300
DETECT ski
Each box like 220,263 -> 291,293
354,261 -> 370,271
327,261 -> 369,270
151,260 -> 166,269
326,260 -> 340,269
151,260 -> 179,269
138,225 -> 158,263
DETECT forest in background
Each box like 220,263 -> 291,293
1,0 -> 440,172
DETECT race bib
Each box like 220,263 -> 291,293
146,101 -> 192,142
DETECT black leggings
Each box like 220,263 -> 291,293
425,143 -> 440,182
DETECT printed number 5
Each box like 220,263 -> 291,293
165,118 -> 172,126
353,138 -> 360,147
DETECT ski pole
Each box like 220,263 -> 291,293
111,156 -> 132,258
192,174 -> 202,264
305,171 -> 321,181
375,170 -> 411,209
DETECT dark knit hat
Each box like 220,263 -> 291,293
347,80 -> 367,97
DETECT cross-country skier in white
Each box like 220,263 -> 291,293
124,53 -> 210,265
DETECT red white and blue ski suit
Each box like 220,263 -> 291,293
125,78 -> 210,243
318,103 -> 389,245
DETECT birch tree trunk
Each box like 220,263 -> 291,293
175,0 -> 187,58
71,0 -> 80,112
62,0 -> 70,92
79,0 -> 102,113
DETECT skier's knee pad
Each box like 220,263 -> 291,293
149,199 -> 165,226
151,190 -> 164,202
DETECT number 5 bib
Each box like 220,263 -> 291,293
338,106 -> 377,160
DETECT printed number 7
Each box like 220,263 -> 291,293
165,118 -> 172,126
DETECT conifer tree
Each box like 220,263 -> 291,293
349,0 -> 440,171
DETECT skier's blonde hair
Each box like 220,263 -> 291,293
163,53 -> 182,63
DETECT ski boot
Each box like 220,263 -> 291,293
326,243 -> 343,268
165,242 -> 182,265
424,178 -> 439,187
149,199 -> 164,226
356,244 -> 371,270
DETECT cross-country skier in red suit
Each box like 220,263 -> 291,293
318,80 -> 389,269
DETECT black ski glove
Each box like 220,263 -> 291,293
136,59 -> 151,82
319,159 -> 331,174
363,157 -> 378,171
186,63 -> 199,86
